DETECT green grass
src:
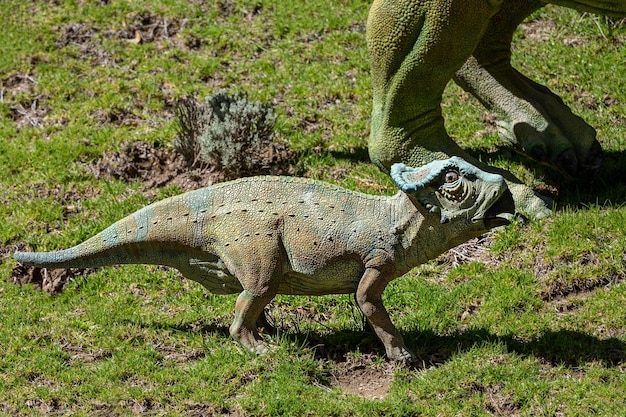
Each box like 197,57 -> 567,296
1,1 -> 626,415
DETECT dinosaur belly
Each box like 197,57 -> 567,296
180,254 -> 364,296
182,257 -> 243,294
278,256 -> 364,295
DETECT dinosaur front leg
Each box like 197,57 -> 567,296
366,0 -> 551,219
355,268 -> 415,363
453,0 -> 603,177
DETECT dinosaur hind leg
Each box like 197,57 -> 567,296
256,309 -> 275,334
356,267 -> 414,363
454,0 -> 603,177
230,289 -> 277,354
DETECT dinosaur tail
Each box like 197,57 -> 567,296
14,199 -> 196,269
15,245 -> 97,269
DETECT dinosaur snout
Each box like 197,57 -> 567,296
483,188 -> 515,229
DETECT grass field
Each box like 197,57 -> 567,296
1,1 -> 625,415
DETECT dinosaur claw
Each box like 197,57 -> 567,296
557,149 -> 578,178
529,144 -> 547,161
582,141 -> 604,171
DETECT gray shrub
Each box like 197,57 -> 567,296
174,90 -> 278,179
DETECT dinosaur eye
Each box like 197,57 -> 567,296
444,170 -> 459,184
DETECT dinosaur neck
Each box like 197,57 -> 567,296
390,192 -> 431,275
393,191 -> 466,275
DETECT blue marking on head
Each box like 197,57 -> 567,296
391,157 -> 504,193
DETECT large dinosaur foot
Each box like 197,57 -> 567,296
456,59 -> 603,178
505,180 -> 552,219
493,68 -> 603,177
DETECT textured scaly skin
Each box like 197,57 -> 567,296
366,0 -> 626,219
17,177 -> 428,294
15,159 -> 513,362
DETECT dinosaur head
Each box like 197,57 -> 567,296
391,157 -> 515,235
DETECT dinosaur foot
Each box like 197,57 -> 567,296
232,328 -> 272,355
505,181 -> 552,220
386,345 -> 417,365
493,68 -> 603,178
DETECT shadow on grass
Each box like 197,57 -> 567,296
129,318 -> 232,338
324,144 -> 626,209
404,327 -> 626,367
292,326 -> 626,368
474,148 -> 626,209
143,316 -> 625,368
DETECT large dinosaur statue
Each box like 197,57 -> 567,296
366,0 -> 625,218
15,157 -> 514,362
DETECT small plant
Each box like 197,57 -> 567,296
174,90 -> 292,180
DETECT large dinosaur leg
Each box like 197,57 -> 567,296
366,0 -> 551,219
453,0 -> 609,177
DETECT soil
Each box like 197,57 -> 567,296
2,73 -> 49,130
519,19 -> 555,42
5,241 -> 93,295
0,240 -> 95,295
87,141 -> 214,191
8,263 -> 95,295
332,353 -> 396,400
87,139 -> 295,192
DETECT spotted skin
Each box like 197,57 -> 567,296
15,157 -> 513,362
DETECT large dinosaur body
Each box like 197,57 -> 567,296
15,157 -> 514,362
366,0 -> 626,218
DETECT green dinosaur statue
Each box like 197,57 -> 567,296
15,157 -> 514,362
366,0 -> 625,218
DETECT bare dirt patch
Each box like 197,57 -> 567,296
519,19 -> 555,42
88,140 -> 295,192
332,353 -> 396,400
2,73 -> 38,97
100,11 -> 186,46
55,22 -> 115,67
55,23 -> 98,48
53,14 -> 188,68
436,234 -> 498,269
2,73 -> 49,130
5,236 -> 96,294
482,383 -> 521,416
87,141 -> 223,192
9,263 -> 95,295
88,106 -> 149,127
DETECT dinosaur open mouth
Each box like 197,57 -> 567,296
483,188 -> 515,228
